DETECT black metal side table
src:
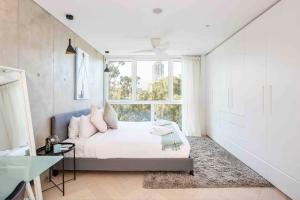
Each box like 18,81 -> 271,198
36,142 -> 76,196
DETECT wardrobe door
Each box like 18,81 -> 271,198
206,54 -> 214,136
216,43 -> 231,113
266,0 -> 300,181
243,17 -> 268,161
206,51 -> 221,138
228,33 -> 246,116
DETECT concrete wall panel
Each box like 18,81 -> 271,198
19,0 -> 54,146
0,0 -> 18,68
0,0 -> 103,147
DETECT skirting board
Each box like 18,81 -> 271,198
55,157 -> 194,172
208,134 -> 300,200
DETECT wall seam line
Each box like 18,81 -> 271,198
17,0 -> 20,68
52,17 -> 55,117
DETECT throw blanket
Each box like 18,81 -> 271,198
153,122 -> 183,151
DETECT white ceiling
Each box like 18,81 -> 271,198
34,0 -> 278,56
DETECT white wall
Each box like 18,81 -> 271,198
205,0 -> 300,199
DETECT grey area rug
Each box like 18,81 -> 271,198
143,137 -> 272,189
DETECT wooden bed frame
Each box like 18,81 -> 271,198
51,109 -> 194,175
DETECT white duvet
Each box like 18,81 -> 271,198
64,121 -> 190,159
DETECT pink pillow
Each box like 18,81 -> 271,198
90,105 -> 108,133
79,115 -> 97,138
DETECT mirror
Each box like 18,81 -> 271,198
0,66 -> 42,200
0,69 -> 29,155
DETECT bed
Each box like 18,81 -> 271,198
51,109 -> 194,174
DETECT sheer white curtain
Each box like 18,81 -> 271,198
182,56 -> 203,136
0,81 -> 28,150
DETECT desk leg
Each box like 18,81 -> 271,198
74,148 -> 76,180
48,167 -> 52,182
26,177 -> 43,200
62,156 -> 65,196
34,177 -> 43,200
26,182 -> 35,200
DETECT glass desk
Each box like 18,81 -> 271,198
0,156 -> 62,200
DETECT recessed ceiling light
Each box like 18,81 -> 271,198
66,14 -> 74,20
153,8 -> 163,14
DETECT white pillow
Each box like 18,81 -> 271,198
90,105 -> 108,133
79,115 -> 97,138
103,102 -> 118,129
68,116 -> 80,139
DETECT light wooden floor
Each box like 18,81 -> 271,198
41,171 -> 290,200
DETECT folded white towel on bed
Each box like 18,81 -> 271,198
150,126 -> 173,136
153,119 -> 172,126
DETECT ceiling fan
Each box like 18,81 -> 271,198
132,38 -> 170,58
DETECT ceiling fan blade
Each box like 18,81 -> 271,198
157,41 -> 170,49
131,38 -> 169,55
154,49 -> 169,59
131,49 -> 153,54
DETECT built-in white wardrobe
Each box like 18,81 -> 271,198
205,0 -> 300,199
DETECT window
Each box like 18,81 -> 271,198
137,61 -> 169,100
154,104 -> 182,127
173,61 -> 182,100
105,58 -> 182,127
112,104 -> 151,121
108,61 -> 132,100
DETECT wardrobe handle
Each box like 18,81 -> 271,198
269,85 -> 272,114
228,88 -> 230,108
209,89 -> 212,104
262,86 -> 265,114
231,88 -> 234,108
211,88 -> 214,104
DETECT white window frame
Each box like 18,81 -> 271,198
104,56 -> 182,121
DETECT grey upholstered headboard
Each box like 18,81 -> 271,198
51,109 -> 90,141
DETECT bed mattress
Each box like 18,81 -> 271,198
63,121 -> 190,159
